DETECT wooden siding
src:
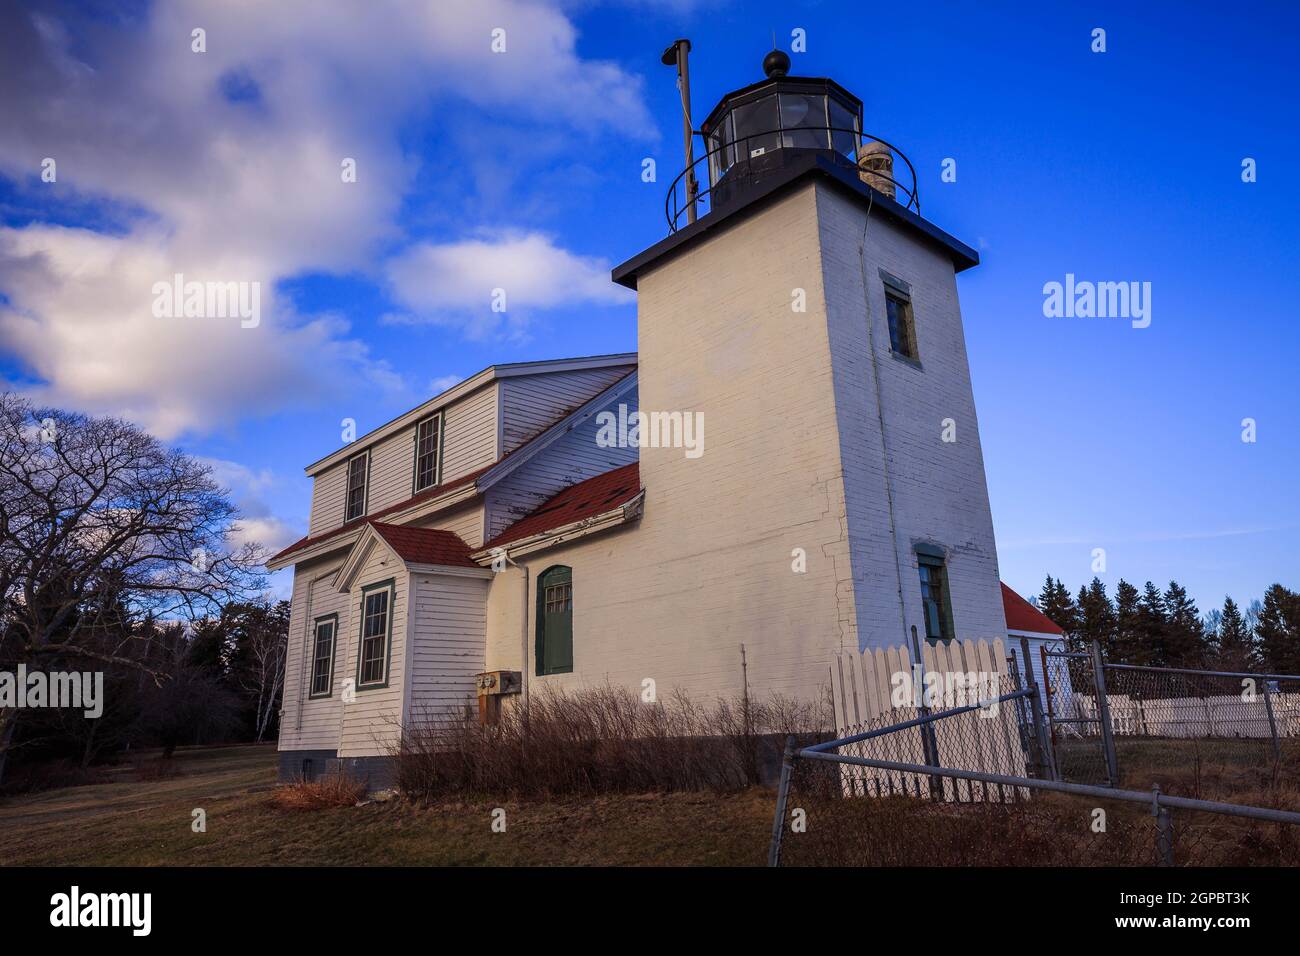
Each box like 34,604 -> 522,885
413,501 -> 486,550
500,366 -> 634,454
307,461 -> 349,536
407,574 -> 489,728
280,555 -> 347,752
337,543 -> 409,758
306,384 -> 499,537
441,384 -> 498,482
484,383 -> 640,541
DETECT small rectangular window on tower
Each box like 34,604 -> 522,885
880,271 -> 918,362
916,550 -> 954,643
884,289 -> 918,360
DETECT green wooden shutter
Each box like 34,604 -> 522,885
537,566 -> 573,675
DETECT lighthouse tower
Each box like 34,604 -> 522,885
611,50 -> 1006,690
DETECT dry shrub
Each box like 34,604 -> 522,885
271,773 -> 367,811
394,683 -> 830,800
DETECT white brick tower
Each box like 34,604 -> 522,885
612,51 -> 1006,687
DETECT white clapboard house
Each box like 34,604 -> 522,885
268,55 -> 1018,784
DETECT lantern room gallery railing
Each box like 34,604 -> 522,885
665,126 -> 921,232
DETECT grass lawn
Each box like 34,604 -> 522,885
3,738 -> 1293,867
0,745 -> 774,866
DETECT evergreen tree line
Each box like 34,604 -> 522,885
1036,576 -> 1300,674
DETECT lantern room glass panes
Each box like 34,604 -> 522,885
828,96 -> 859,158
779,93 -> 829,149
703,82 -> 863,192
707,121 -> 732,186
730,94 -> 780,160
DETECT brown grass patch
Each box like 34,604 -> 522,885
270,774 -> 367,811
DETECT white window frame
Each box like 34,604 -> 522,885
356,581 -> 394,689
412,413 -> 443,494
344,451 -> 369,522
308,615 -> 337,699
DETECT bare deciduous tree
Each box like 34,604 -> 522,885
0,393 -> 264,781
231,601 -> 289,742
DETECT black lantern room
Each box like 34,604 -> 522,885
699,50 -> 862,214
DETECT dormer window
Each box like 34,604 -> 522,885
413,414 -> 442,493
344,452 -> 368,521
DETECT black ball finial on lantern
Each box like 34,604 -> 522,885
762,49 -> 790,78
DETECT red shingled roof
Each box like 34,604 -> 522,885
368,522 -> 478,568
1001,583 -> 1064,635
483,463 -> 641,550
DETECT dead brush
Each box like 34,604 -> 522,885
394,683 -> 831,801
270,773 -> 367,811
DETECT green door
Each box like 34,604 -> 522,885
537,566 -> 573,675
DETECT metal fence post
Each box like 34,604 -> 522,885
767,735 -> 797,867
1153,785 -> 1174,866
1018,636 -> 1054,780
910,625 -> 943,797
1263,680 -> 1282,764
1091,640 -> 1120,786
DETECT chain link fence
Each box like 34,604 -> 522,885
1101,664 -> 1300,789
776,752 -> 1300,866
1038,647 -> 1112,785
769,646 -> 1300,866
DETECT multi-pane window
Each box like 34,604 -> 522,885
413,415 -> 441,493
917,553 -> 953,643
536,566 -> 573,676
357,586 -> 391,686
309,617 -> 336,698
884,289 -> 918,360
344,453 -> 368,521
544,581 -> 572,615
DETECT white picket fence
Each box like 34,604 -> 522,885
1069,692 -> 1300,739
829,638 -> 1029,801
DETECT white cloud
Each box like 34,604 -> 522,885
0,224 -> 404,437
203,457 -> 278,497
200,456 -> 300,556
430,374 -> 465,394
230,515 -> 301,556
0,0 -> 650,434
385,230 -> 632,338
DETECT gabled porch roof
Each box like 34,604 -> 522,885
335,521 -> 487,593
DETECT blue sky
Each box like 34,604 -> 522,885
1,0 -> 1296,617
